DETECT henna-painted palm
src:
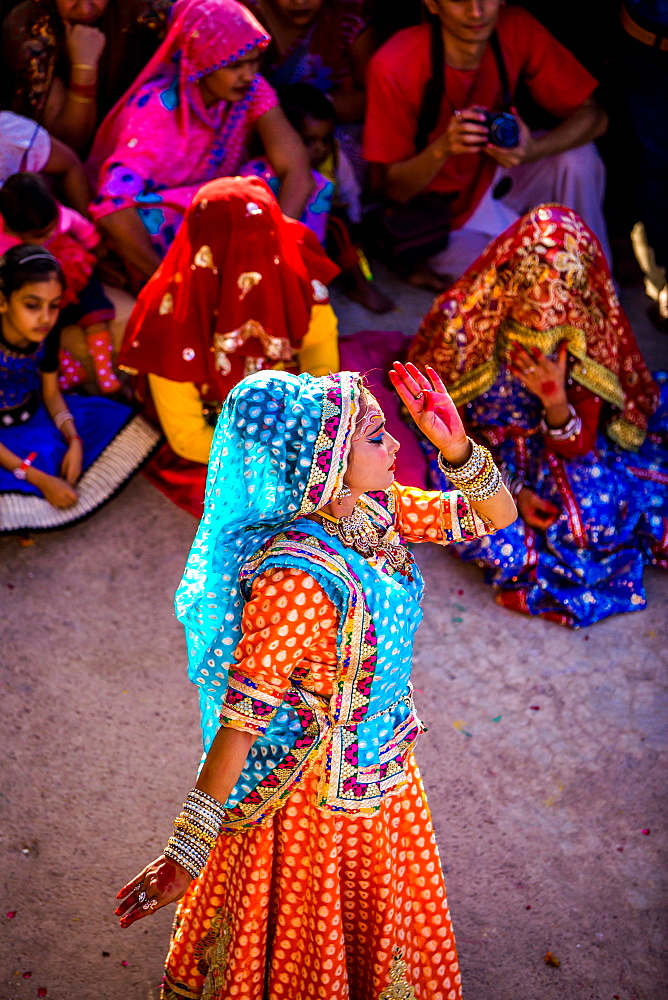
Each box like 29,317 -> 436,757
389,362 -> 470,464
508,341 -> 568,407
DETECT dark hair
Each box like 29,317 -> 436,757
365,0 -> 423,46
0,172 -> 59,235
277,83 -> 336,133
0,244 -> 65,298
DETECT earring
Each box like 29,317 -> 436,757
336,485 -> 352,506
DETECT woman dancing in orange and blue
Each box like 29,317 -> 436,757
113,359 -> 516,998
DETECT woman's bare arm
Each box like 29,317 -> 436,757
255,105 -> 314,219
43,135 -> 92,217
97,207 -> 162,280
390,361 -> 517,530
114,724 -> 256,927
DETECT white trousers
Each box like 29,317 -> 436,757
429,141 -> 611,281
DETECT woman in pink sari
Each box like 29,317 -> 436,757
88,0 -> 312,282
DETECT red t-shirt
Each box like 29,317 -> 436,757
363,6 -> 598,228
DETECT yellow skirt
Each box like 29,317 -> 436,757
162,753 -> 462,1000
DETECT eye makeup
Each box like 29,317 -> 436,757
353,407 -> 384,441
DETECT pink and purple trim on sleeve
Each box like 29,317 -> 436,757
220,666 -> 286,735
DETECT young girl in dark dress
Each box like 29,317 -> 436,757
0,244 -> 159,531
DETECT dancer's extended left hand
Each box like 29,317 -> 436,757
390,361 -> 470,465
114,854 -> 192,928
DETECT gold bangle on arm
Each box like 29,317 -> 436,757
163,788 -> 226,880
68,91 -> 94,104
71,63 -> 97,70
438,439 -> 502,502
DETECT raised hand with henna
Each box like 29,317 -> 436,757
390,361 -> 517,530
115,855 -> 193,928
389,361 -> 470,464
508,341 -> 572,430
508,341 -> 568,405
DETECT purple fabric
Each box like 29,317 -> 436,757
338,330 -> 429,488
89,0 -> 276,242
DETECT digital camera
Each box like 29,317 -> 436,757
478,109 -> 520,149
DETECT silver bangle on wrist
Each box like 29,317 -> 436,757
500,464 -> 525,499
54,409 -> 74,431
540,404 -> 581,441
163,787 -> 226,880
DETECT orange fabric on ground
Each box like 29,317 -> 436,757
163,755 -> 461,1000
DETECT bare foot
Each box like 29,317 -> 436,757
403,262 -> 451,293
343,279 -> 395,314
648,283 -> 668,333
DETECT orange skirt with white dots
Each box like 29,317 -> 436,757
161,753 -> 462,1000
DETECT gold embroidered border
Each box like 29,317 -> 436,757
379,948 -> 417,999
607,415 -> 645,451
161,977 -> 201,1000
200,910 -> 233,1000
447,358 -> 497,407
445,319 -> 626,413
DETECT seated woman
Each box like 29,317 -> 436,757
88,0 -> 313,284
242,0 -> 371,123
0,245 -> 159,533
117,175 -> 340,517
408,204 -> 667,628
1,0 -> 174,153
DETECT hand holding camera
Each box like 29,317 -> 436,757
446,105 -> 534,168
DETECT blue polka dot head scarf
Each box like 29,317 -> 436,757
175,369 -> 362,746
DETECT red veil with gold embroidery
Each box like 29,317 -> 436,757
118,175 -> 339,398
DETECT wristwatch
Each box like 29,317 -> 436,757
13,451 -> 37,480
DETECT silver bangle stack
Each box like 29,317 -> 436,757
500,464 -> 526,500
437,438 -> 502,502
540,404 -> 581,441
54,410 -> 74,431
163,788 -> 226,880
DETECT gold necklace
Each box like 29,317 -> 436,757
314,507 -> 413,576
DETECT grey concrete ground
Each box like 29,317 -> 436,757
1,271 -> 666,1000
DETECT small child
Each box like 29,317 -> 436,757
0,172 -> 121,393
278,83 -> 394,314
0,244 -> 158,532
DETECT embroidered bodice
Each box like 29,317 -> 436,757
0,333 -> 45,414
208,483 -> 491,832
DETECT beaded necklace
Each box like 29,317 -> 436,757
313,506 -> 412,576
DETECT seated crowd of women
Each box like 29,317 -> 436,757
0,0 -> 665,630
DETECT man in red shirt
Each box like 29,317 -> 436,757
363,0 -> 610,283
